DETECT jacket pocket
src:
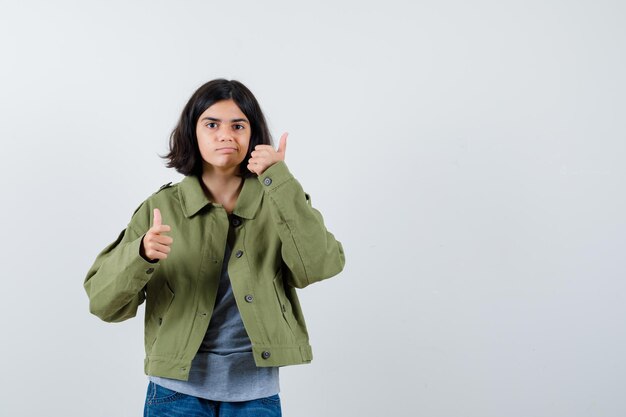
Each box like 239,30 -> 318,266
272,269 -> 297,338
144,281 -> 175,352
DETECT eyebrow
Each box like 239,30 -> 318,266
201,117 -> 249,124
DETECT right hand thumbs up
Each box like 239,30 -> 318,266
140,208 -> 174,262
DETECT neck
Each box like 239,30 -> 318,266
200,166 -> 244,211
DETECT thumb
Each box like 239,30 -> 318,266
277,132 -> 288,156
153,208 -> 162,228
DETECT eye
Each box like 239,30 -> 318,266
234,124 -> 245,130
206,122 -> 218,128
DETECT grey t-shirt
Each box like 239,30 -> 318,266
150,242 -> 280,401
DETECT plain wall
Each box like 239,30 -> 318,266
1,0 -> 625,416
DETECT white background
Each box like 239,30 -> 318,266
1,1 -> 625,416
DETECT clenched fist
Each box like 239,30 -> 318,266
140,208 -> 173,262
247,132 -> 288,175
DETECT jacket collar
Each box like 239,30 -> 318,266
178,174 -> 263,219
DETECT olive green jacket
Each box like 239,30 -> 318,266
83,161 -> 345,381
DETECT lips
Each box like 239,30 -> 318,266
216,147 -> 237,153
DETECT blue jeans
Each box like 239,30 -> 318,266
143,381 -> 282,417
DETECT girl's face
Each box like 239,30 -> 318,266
196,99 -> 251,175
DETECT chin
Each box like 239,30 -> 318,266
203,160 -> 243,172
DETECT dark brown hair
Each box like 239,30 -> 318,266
161,79 -> 273,177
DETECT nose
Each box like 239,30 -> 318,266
217,126 -> 233,141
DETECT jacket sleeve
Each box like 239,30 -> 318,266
83,201 -> 160,322
258,161 -> 345,289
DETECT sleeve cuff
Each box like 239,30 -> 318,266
258,161 -> 294,191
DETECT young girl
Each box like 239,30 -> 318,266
83,79 -> 345,416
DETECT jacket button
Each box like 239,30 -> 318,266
235,250 -> 244,258
145,267 -> 155,274
263,177 -> 272,186
231,217 -> 242,227
262,351 -> 271,359
245,294 -> 254,303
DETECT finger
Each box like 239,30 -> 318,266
248,155 -> 263,165
151,224 -> 171,234
153,235 -> 174,245
254,144 -> 275,151
149,242 -> 172,254
250,150 -> 268,159
147,251 -> 168,261
153,208 -> 162,227
277,132 -> 288,155
249,156 -> 266,166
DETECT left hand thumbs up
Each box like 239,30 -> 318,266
248,132 -> 288,175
